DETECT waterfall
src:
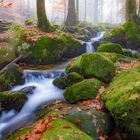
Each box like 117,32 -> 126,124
85,32 -> 105,53
0,69 -> 65,139
86,42 -> 95,53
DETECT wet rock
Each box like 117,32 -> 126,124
0,91 -> 27,112
64,78 -> 102,103
53,72 -> 84,89
20,86 -> 36,94
92,40 -> 101,51
0,64 -> 24,91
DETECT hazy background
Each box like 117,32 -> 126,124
0,0 -> 126,24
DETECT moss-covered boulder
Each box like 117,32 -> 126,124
46,105 -> 112,139
8,25 -> 84,64
53,72 -> 84,89
42,118 -> 93,140
104,22 -> 140,50
99,52 -> 128,63
66,53 -> 116,82
103,65 -> 140,136
0,91 -> 27,112
0,45 -> 15,68
0,64 -> 24,91
23,36 -> 66,64
66,56 -> 82,74
64,79 -> 102,103
7,118 -> 93,140
97,43 -> 123,54
80,53 -> 116,82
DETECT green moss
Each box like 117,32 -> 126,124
8,24 -> 27,53
66,56 -> 82,74
64,78 -> 102,103
42,118 -> 93,140
6,127 -> 30,140
0,45 -> 15,64
25,36 -> 66,64
46,104 -> 112,139
66,53 -> 116,82
25,18 -> 36,25
97,43 -> 123,54
104,22 -> 140,50
123,22 -> 140,46
102,65 -> 140,136
104,26 -> 125,45
80,53 -> 116,82
0,64 -> 24,91
53,72 -> 84,89
0,91 -> 27,111
100,52 -> 128,63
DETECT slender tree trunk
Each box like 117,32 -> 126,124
126,0 -> 140,24
37,0 -> 51,32
76,0 -> 79,20
93,0 -> 98,23
84,0 -> 87,20
65,0 -> 77,26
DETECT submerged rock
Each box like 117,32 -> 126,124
103,64 -> 140,136
53,72 -> 84,89
20,86 -> 36,94
0,64 -> 24,91
64,78 -> 102,103
0,91 -> 27,112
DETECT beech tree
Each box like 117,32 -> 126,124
125,0 -> 140,25
37,0 -> 51,32
65,0 -> 77,26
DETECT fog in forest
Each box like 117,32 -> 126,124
0,0 -> 126,24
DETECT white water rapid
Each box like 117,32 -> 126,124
0,69 -> 65,139
86,32 -> 105,53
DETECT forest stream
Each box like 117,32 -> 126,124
0,33 -> 104,139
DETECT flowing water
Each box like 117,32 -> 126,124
0,32 -> 105,139
86,32 -> 105,53
0,69 -> 65,139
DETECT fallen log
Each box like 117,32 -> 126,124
0,51 -> 32,75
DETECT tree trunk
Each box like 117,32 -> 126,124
65,0 -> 77,26
126,0 -> 140,25
76,0 -> 79,20
37,0 -> 51,32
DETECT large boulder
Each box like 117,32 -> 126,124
8,118 -> 93,140
80,53 -> 116,82
0,91 -> 27,112
97,43 -> 123,54
64,78 -> 102,103
104,22 -> 140,50
46,104 -> 112,139
0,64 -> 24,91
66,53 -> 116,82
103,65 -> 140,136
8,25 -> 85,64
53,72 -> 84,89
